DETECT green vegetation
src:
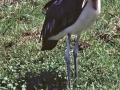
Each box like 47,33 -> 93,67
0,0 -> 120,90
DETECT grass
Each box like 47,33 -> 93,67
0,0 -> 120,90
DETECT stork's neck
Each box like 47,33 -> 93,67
88,0 -> 101,12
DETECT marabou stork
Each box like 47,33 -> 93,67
40,0 -> 101,89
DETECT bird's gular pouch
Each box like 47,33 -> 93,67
92,0 -> 98,10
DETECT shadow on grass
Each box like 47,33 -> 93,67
16,69 -> 67,90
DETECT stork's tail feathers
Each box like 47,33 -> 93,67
41,40 -> 58,51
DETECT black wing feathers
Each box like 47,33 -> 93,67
43,0 -> 56,12
41,0 -> 84,50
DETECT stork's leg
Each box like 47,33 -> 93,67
65,33 -> 71,89
73,35 -> 80,85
